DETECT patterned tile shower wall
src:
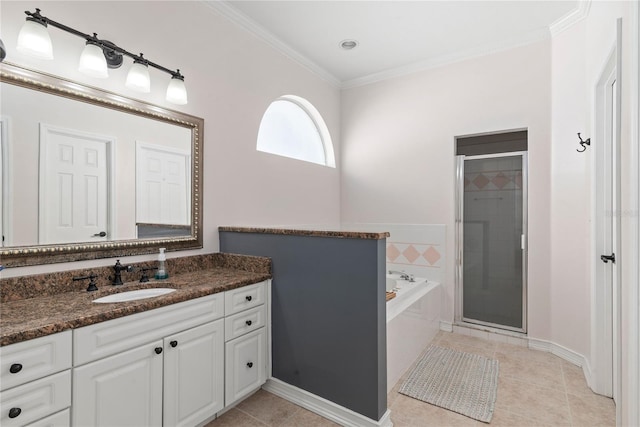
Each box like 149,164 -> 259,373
464,169 -> 522,192
342,223 -> 446,283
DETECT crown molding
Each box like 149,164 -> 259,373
203,0 -> 585,91
203,0 -> 341,88
341,26 -> 551,90
549,0 -> 591,37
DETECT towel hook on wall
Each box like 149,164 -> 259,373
577,133 -> 591,152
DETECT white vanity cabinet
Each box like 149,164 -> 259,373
71,279 -> 269,426
224,282 -> 268,407
72,293 -> 226,427
0,331 -> 72,427
73,320 -> 224,427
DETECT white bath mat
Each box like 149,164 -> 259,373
398,345 -> 499,423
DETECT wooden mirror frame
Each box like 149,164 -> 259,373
0,62 -> 203,267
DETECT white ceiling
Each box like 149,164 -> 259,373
208,0 -> 580,88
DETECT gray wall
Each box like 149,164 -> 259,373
220,232 -> 387,421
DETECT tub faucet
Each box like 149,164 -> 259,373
388,270 -> 414,282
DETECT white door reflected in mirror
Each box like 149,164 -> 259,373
39,124 -> 112,245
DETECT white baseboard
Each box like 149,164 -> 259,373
263,378 -> 393,427
439,321 -> 453,332
582,356 -> 595,390
527,338 -> 586,367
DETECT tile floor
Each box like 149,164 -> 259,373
206,331 -> 615,427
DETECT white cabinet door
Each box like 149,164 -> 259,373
225,328 -> 266,407
72,341 -> 163,427
163,320 -> 224,427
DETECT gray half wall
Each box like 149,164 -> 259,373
219,232 -> 387,421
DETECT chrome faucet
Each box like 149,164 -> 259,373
388,270 -> 415,282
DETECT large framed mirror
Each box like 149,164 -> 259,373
0,62 -> 203,267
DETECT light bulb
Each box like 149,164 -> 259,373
78,42 -> 108,78
126,60 -> 151,93
166,75 -> 188,105
16,19 -> 53,60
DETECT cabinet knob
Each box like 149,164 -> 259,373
245,320 -> 252,326
245,295 -> 252,302
246,362 -> 253,368
9,363 -> 22,374
8,408 -> 21,419
170,340 -> 178,348
155,347 -> 163,355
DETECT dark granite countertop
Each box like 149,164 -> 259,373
219,226 -> 389,240
0,253 -> 271,347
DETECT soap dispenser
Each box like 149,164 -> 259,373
155,248 -> 169,279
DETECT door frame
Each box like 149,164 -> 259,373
455,151 -> 529,334
590,22 -> 621,400
627,2 -> 640,425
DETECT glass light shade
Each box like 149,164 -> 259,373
166,77 -> 188,105
78,43 -> 108,78
16,20 -> 53,60
125,61 -> 151,93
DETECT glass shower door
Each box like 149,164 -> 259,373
459,153 -> 527,332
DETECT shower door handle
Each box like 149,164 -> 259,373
600,253 -> 616,264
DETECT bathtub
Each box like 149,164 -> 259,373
386,276 -> 441,392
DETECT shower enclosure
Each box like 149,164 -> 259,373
455,150 -> 528,333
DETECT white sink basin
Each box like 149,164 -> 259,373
93,288 -> 176,303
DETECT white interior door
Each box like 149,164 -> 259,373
593,20 -> 621,402
0,117 -> 9,247
39,124 -> 112,244
136,142 -> 190,225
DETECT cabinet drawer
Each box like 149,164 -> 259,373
0,331 -> 71,391
225,328 -> 266,407
74,293 -> 224,365
26,409 -> 69,427
0,370 -> 71,427
225,305 -> 266,342
224,281 -> 266,316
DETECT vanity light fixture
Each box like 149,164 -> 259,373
0,38 -> 6,62
16,12 -> 53,59
125,55 -> 151,93
78,38 -> 108,79
16,8 -> 188,104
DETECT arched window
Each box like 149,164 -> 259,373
256,95 -> 335,167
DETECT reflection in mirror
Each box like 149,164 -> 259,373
0,62 -> 203,267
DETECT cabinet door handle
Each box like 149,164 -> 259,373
246,362 -> 253,368
245,320 -> 252,326
9,363 -> 22,374
155,347 -> 163,355
170,340 -> 178,348
8,408 -> 21,419
245,295 -> 252,302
